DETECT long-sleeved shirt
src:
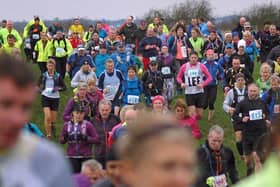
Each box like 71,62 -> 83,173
177,62 -> 212,87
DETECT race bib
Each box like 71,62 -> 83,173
274,104 -> 280,114
213,174 -> 227,187
32,34 -> 40,40
161,67 -> 171,75
56,47 -> 65,56
249,109 -> 263,121
181,46 -> 187,58
127,95 -> 139,104
104,84 -> 119,100
187,69 -> 199,77
45,87 -> 53,94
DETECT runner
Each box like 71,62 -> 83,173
0,53 -> 74,186
37,58 -> 66,139
139,27 -> 162,70
116,115 -> 197,187
121,66 -> 143,106
232,83 -> 270,175
67,45 -> 95,79
157,45 -> 175,106
50,30 -> 73,78
91,100 -> 120,168
202,49 -> 224,121
223,73 -> 248,157
256,63 -> 271,97
60,103 -> 99,173
34,32 -> 52,73
196,125 -> 239,187
141,60 -> 164,106
98,59 -> 124,116
174,98 -> 202,139
177,51 -> 212,117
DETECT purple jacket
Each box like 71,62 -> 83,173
86,89 -> 104,118
91,114 -> 120,158
63,97 -> 91,122
73,174 -> 92,187
60,120 -> 99,157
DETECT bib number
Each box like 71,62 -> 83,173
45,87 -> 53,94
104,85 -> 119,100
181,46 -> 187,58
187,69 -> 199,77
32,34 -> 40,40
161,67 -> 171,75
213,174 -> 227,187
249,109 -> 263,121
127,95 -> 139,104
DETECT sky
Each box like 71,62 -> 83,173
1,0 -> 279,21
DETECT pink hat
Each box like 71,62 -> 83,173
152,95 -> 165,105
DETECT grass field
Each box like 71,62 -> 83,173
29,60 -> 261,180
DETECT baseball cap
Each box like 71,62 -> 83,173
77,44 -> 85,51
225,44 -> 233,49
150,60 -> 158,66
238,39 -> 246,48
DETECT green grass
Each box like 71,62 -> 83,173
30,61 -> 261,179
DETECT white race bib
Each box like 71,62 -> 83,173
104,84 -> 119,100
127,95 -> 139,104
161,67 -> 171,75
56,47 -> 65,56
45,87 -> 53,94
274,104 -> 280,114
181,46 -> 187,58
187,69 -> 199,77
213,174 -> 227,187
249,109 -> 263,121
32,34 -> 40,40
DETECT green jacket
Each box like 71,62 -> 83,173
0,28 -> 22,46
148,23 -> 169,34
189,37 -> 204,58
23,20 -> 47,38
48,38 -> 73,58
234,154 -> 280,187
34,40 -> 52,62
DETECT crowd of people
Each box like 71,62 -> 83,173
1,14 -> 280,187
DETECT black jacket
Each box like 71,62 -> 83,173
232,97 -> 268,137
195,142 -> 239,187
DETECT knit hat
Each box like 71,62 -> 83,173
152,95 -> 165,105
238,39 -> 246,48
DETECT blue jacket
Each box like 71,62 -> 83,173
261,88 -> 280,120
68,53 -> 95,77
98,29 -> 107,39
95,53 -> 110,78
245,41 -> 259,62
203,60 -> 224,86
111,51 -> 136,78
122,77 -> 143,105
167,35 -> 193,56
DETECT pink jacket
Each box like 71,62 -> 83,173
176,62 -> 212,87
178,115 -> 202,139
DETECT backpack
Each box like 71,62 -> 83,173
52,37 -> 68,56
231,87 -> 248,107
24,123 -> 44,138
